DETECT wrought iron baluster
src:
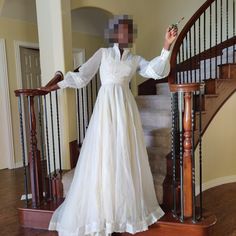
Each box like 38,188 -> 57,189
18,95 -> 29,207
215,0 -> 218,78
198,17 -> 202,83
81,88 -> 86,140
191,92 -> 196,223
86,84 -> 89,128
198,85 -> 203,220
76,89 -> 81,145
49,92 -> 56,176
171,92 -> 178,217
28,96 -> 37,208
210,4 -> 212,79
193,23 -> 197,83
44,95 -> 52,200
189,30 -> 193,83
55,91 -> 62,173
178,91 -> 184,222
233,0 -> 236,63
226,0 -> 229,63
220,0 -> 223,65
204,11 -> 207,80
37,96 -> 47,199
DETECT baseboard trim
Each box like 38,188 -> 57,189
196,175 -> 236,195
15,161 -> 23,168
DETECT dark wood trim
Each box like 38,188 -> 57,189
69,140 -> 80,169
169,83 -> 201,93
14,71 -> 63,97
138,77 -> 168,95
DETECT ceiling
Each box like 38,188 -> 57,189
0,0 -> 112,36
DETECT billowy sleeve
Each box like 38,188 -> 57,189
57,48 -> 103,89
137,48 -> 171,79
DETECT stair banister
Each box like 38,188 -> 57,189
169,83 -> 201,220
169,0 -> 215,84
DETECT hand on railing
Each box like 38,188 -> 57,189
15,71 -> 64,97
37,71 -> 63,95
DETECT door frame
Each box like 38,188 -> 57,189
0,39 -> 15,169
14,40 -> 39,89
14,41 -> 39,168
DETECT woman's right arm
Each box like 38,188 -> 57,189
38,48 -> 103,93
57,48 -> 103,89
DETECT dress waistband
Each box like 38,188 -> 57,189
101,80 -> 130,87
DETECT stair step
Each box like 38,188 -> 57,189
156,83 -> 171,95
218,63 -> 236,79
143,126 -> 171,149
140,110 -> 172,128
136,95 -> 171,110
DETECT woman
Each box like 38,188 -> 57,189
45,15 -> 178,236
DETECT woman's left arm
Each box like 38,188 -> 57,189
138,27 -> 178,79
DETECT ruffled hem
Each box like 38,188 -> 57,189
48,206 -> 165,236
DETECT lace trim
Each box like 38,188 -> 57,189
48,206 -> 165,236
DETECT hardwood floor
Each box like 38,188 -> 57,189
0,167 -> 236,236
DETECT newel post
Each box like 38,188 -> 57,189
183,92 -> 193,217
28,95 -> 43,208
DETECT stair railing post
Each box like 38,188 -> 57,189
183,91 -> 193,218
28,95 -> 43,207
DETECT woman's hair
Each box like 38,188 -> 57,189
104,14 -> 137,46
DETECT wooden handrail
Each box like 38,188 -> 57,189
14,71 -> 63,97
169,0 -> 215,84
169,83 -> 201,93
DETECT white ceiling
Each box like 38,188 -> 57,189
0,0 -> 112,36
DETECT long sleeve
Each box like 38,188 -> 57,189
58,48 -> 103,89
137,48 -> 171,79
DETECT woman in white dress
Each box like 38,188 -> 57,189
43,15 -> 178,236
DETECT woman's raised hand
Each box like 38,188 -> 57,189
163,26 -> 178,50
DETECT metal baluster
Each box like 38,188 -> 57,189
55,91 -> 62,173
210,4 -> 212,79
204,11 -> 207,80
49,92 -> 56,176
18,95 -> 29,207
199,17 -> 202,83
90,79 -> 94,114
191,92 -> 196,223
220,0 -> 223,65
95,74 -> 99,96
226,0 -> 229,63
76,89 -> 81,146
182,41 -> 185,84
178,91 -> 184,222
193,23 -> 197,83
44,95 -> 52,200
215,0 -> 218,78
28,96 -> 37,208
176,53 -> 181,84
81,88 -> 86,140
189,30 -> 193,83
185,36 -> 189,83
37,96 -> 46,199
86,84 -> 89,129
198,85 -> 203,220
233,0 -> 236,63
171,92 -> 177,217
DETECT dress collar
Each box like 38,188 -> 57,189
113,43 -> 130,60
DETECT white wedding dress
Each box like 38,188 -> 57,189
48,43 -> 170,236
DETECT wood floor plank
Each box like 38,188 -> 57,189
0,167 -> 236,235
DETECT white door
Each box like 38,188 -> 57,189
0,39 -> 14,170
20,47 -> 42,165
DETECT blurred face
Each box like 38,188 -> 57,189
117,23 -> 133,45
114,22 -> 134,48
